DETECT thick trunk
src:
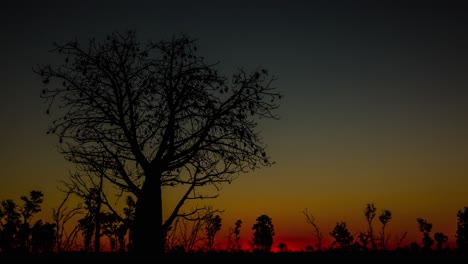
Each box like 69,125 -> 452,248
94,200 -> 101,253
130,173 -> 163,255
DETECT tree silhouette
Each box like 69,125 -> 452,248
0,199 -> 21,252
165,207 -> 221,253
364,203 -> 377,250
34,30 -> 281,255
204,213 -> 222,251
417,218 -> 434,251
395,231 -> 408,249
0,191 -> 53,253
233,219 -> 243,252
277,242 -> 287,252
52,191 -> 83,253
16,190 -> 44,252
456,206 -> 468,251
378,209 -> 392,250
330,222 -> 354,251
303,208 -> 323,251
356,231 -> 370,251
227,219 -> 243,252
30,220 -> 56,254
75,185 -> 104,253
434,232 -> 448,251
251,214 -> 275,253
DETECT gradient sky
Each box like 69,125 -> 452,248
2,0 -> 468,251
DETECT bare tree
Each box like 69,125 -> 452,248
61,170 -> 106,252
34,30 -> 281,255
165,206 -> 221,253
52,191 -> 84,253
226,219 -> 243,252
395,231 -> 407,249
302,208 -> 323,251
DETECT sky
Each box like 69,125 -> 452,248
2,0 -> 468,251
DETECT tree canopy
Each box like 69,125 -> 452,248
34,30 -> 282,255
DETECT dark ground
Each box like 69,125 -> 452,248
2,251 -> 468,262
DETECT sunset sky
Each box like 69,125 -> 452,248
2,0 -> 468,251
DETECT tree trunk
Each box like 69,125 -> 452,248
94,199 -> 101,253
130,173 -> 163,256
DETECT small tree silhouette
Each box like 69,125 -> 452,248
303,208 -> 323,250
378,209 -> 392,250
417,218 -> 434,251
204,213 -> 222,251
52,191 -> 83,253
30,220 -> 56,253
165,207 -> 221,253
330,222 -> 354,251
0,190 -> 54,253
395,231 -> 408,249
251,214 -> 275,253
277,242 -> 287,252
227,219 -> 243,252
364,203 -> 377,250
234,219 -> 243,252
0,199 -> 21,252
356,231 -> 370,251
434,232 -> 448,251
456,206 -> 468,251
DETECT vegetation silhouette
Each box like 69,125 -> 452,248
250,214 -> 275,253
33,29 -> 282,256
1,191 -> 468,260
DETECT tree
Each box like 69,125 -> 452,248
52,191 -> 84,253
165,207 -> 221,253
233,219 -> 243,252
101,212 -> 124,252
0,199 -> 21,252
75,185 -> 104,253
330,222 -> 354,251
30,220 -> 56,253
364,203 -> 377,250
456,206 -> 468,251
226,219 -> 243,252
434,232 -> 448,251
277,242 -> 287,252
17,190 -> 44,252
302,208 -> 323,250
34,30 -> 281,255
395,231 -> 407,249
204,213 -> 222,251
378,209 -> 392,250
0,190 -> 50,253
417,217 -> 434,251
356,231 -> 370,251
251,214 -> 275,253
